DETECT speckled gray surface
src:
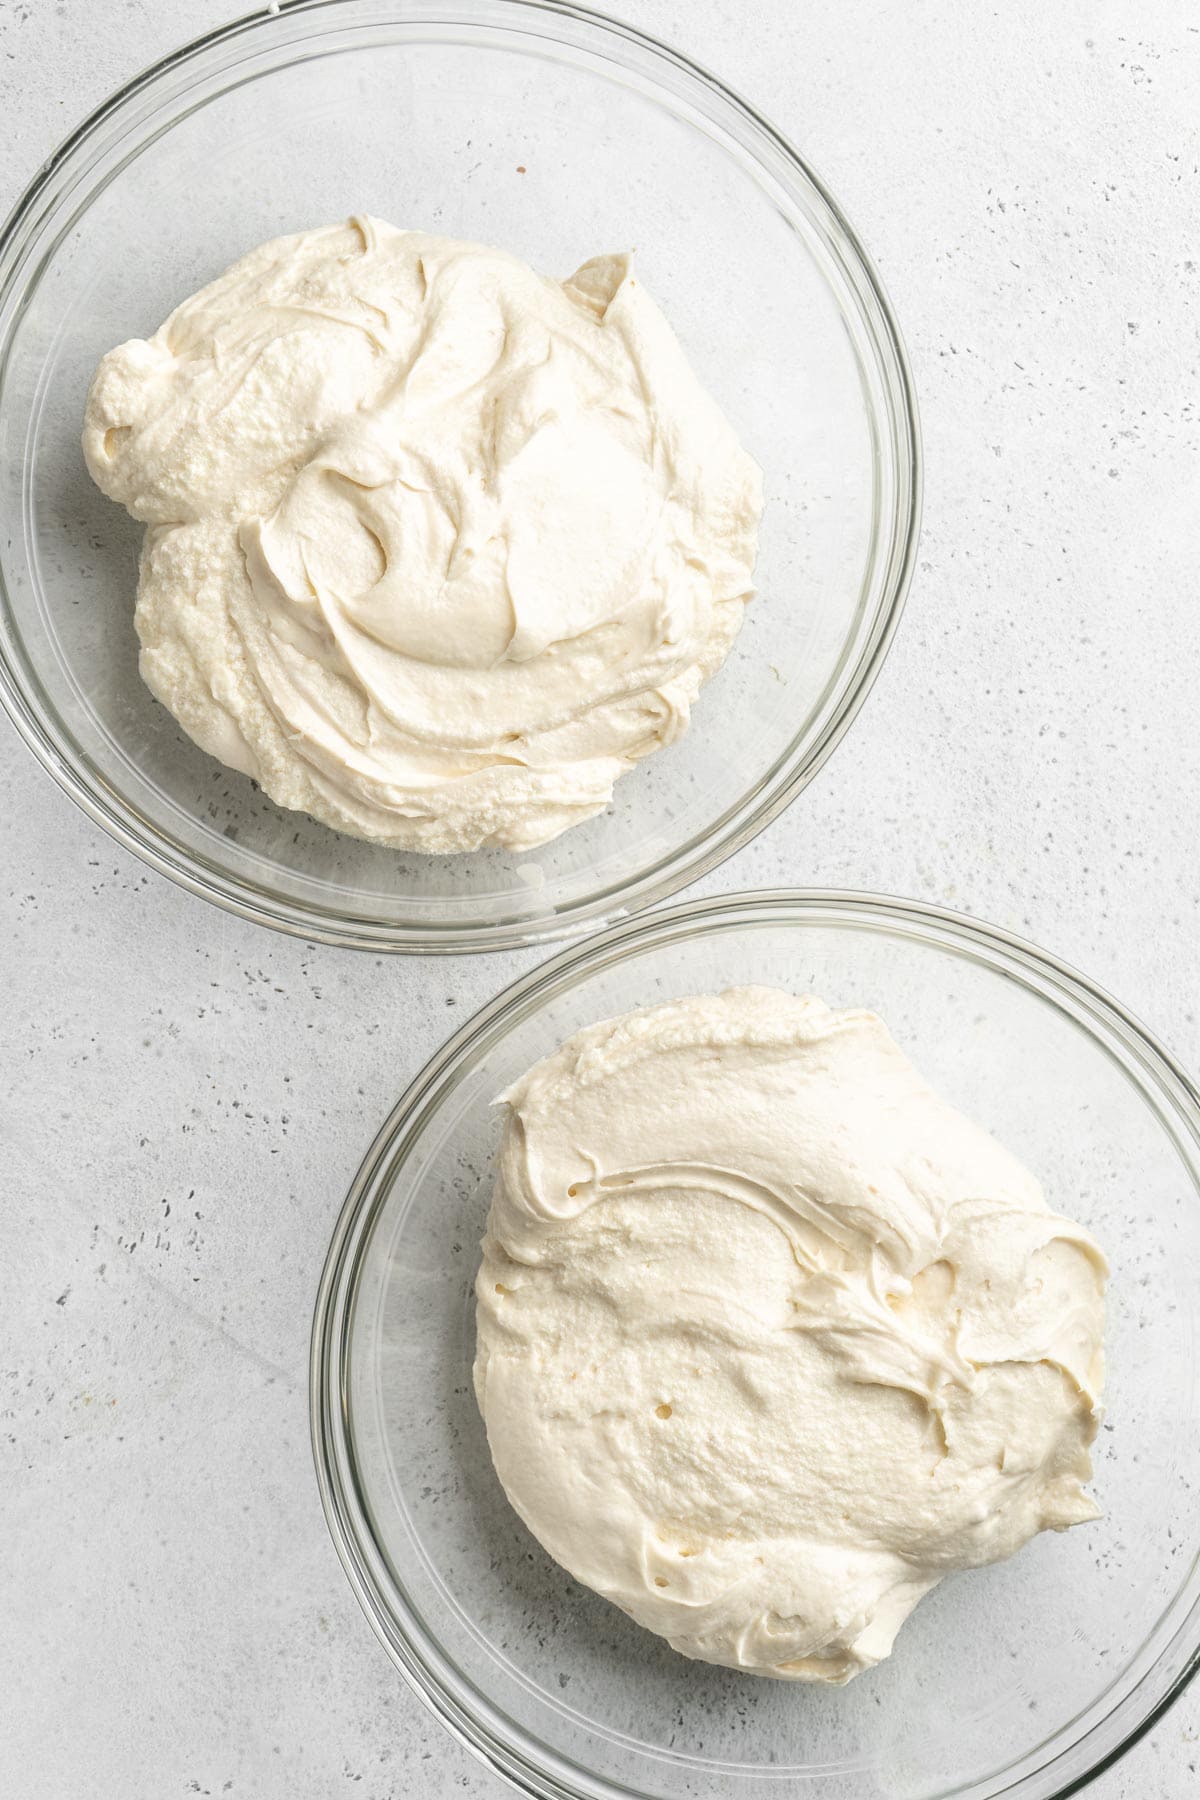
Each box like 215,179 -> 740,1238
2,2 -> 1198,1796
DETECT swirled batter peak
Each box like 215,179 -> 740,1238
475,987 -> 1107,1683
83,218 -> 763,853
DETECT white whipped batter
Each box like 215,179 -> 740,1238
83,218 -> 762,853
474,988 -> 1106,1683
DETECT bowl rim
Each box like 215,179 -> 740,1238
0,0 -> 921,955
310,886 -> 1200,1800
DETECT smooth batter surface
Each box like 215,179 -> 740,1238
83,218 -> 762,853
474,988 -> 1107,1682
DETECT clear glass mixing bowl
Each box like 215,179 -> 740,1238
312,891 -> 1200,1798
0,0 -> 918,951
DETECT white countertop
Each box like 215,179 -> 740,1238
3,1 -> 1197,1795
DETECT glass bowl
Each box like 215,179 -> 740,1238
0,0 -> 918,953
312,890 -> 1200,1799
